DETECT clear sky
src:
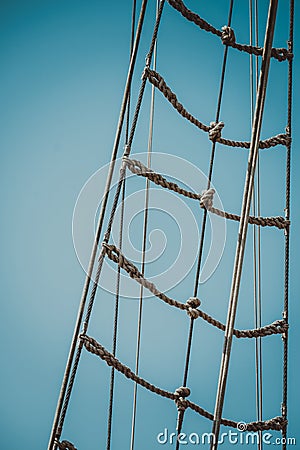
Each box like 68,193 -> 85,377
0,1 -> 299,449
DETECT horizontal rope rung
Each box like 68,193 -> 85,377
143,67 -> 290,150
80,334 -> 286,432
123,158 -> 289,230
167,0 -> 292,62
102,243 -> 288,338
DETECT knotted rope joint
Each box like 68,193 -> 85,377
174,386 -> 191,412
200,188 -> 215,210
209,121 -> 224,141
221,26 -> 236,45
186,297 -> 201,319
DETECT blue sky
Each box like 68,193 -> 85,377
0,1 -> 299,449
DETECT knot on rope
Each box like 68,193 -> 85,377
174,386 -> 191,412
102,242 -> 111,257
56,440 -> 77,450
186,297 -> 201,319
221,26 -> 236,45
209,121 -> 224,141
246,416 -> 287,432
200,188 -> 215,210
142,65 -> 151,80
122,155 -> 131,171
102,242 -> 126,267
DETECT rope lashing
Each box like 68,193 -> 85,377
56,441 -> 77,450
246,416 -> 287,433
80,333 -> 287,432
221,26 -> 236,45
209,122 -> 224,141
124,158 -> 289,230
186,297 -> 201,319
174,386 -> 190,412
174,386 -> 190,434
102,243 -> 288,338
200,188 -> 215,210
166,0 -> 292,62
143,67 -> 290,150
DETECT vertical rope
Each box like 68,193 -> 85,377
130,3 -> 159,449
282,1 -> 293,448
255,0 -> 264,442
82,0 -> 165,364
175,3 -> 234,449
106,3 -> 137,449
125,0 -> 137,144
51,3 -> 166,448
249,1 -> 263,449
210,2 -> 279,448
106,180 -> 126,450
47,3 -> 149,449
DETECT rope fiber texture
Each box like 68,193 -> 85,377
56,441 -> 77,450
80,334 -> 287,432
123,157 -> 289,230
167,0 -> 292,62
102,243 -> 287,339
143,67 -> 290,150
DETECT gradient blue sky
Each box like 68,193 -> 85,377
0,1 -> 299,449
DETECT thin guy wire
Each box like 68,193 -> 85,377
250,1 -> 263,448
106,2 -> 137,449
129,3 -> 159,449
47,3 -> 149,449
54,0 -> 166,440
106,180 -> 126,450
176,3 -> 234,449
211,2 -> 279,447
255,4 -> 264,434
128,0 -> 165,148
255,1 -> 264,442
125,0 -> 137,143
83,0 -> 165,332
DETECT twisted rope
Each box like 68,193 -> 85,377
102,244 -> 287,338
167,0 -> 292,62
142,67 -> 290,150
80,334 -> 286,432
123,157 -> 201,200
46,2 -> 153,449
281,1 -> 294,448
56,441 -> 77,450
123,158 -> 289,230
